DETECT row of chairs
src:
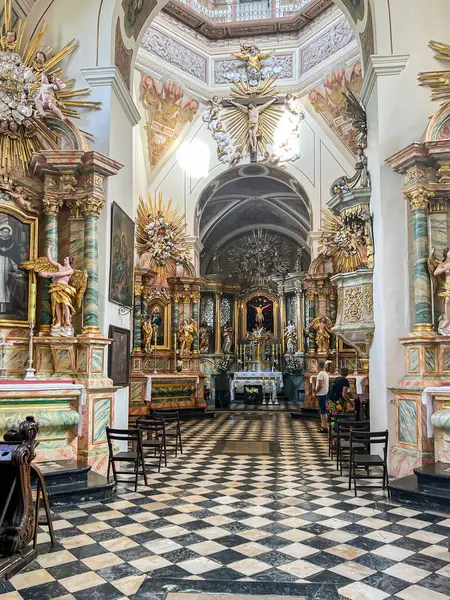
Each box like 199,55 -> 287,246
106,411 -> 183,492
328,412 -> 389,496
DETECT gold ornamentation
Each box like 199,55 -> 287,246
178,319 -> 197,355
365,284 -> 373,315
343,287 -> 363,323
60,173 -> 77,193
140,74 -> 199,170
418,41 -> 450,104
83,196 -> 105,217
405,188 -> 435,211
307,316 -> 332,354
319,206 -> 373,272
136,192 -> 189,275
20,247 -> 87,336
42,196 -> 63,216
405,166 -> 426,183
437,162 -> 450,184
430,197 -> 447,212
66,199 -> 83,219
134,284 -> 143,296
44,177 -> 57,191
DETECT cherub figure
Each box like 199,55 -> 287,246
9,186 -> 39,216
207,96 -> 221,121
20,245 -> 87,336
35,73 -> 68,122
229,145 -> 244,167
0,30 -> 17,52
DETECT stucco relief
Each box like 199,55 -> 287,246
141,27 -> 207,82
308,61 -> 362,154
114,18 -> 133,89
122,0 -> 157,40
213,54 -> 294,85
300,17 -> 355,74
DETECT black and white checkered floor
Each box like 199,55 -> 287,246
1,414 -> 449,600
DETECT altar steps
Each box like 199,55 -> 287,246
389,462 -> 450,511
33,459 -> 115,506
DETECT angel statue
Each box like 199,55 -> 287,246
20,245 -> 87,337
234,44 -> 271,81
142,319 -> 155,353
222,321 -> 233,354
199,321 -> 211,354
284,319 -> 297,354
228,99 -> 278,154
35,73 -> 68,122
178,319 -> 197,356
308,316 -> 332,354
428,247 -> 450,335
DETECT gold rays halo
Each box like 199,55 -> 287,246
136,193 -> 189,275
418,40 -> 450,104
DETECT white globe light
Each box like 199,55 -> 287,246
177,140 -> 210,178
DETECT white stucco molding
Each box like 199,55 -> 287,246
360,55 -> 410,107
186,235 -> 204,254
81,66 -> 141,127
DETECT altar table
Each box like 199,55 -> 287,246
231,371 -> 283,404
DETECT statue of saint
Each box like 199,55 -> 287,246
432,246 -> 450,332
249,302 -> 270,329
150,305 -> 162,343
234,44 -> 271,76
142,319 -> 154,353
308,316 -> 332,354
178,319 -> 197,355
222,321 -> 233,354
199,321 -> 211,354
229,98 -> 277,154
284,319 -> 297,354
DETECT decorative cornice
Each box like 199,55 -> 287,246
81,66 -> 141,127
360,54 -> 410,106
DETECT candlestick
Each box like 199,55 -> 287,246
29,282 -> 36,324
24,322 -> 37,380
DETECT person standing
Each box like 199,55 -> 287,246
329,367 -> 352,416
315,359 -> 329,433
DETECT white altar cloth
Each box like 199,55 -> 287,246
231,371 -> 283,403
422,386 -> 450,437
0,383 -> 86,435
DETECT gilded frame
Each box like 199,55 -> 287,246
0,204 -> 38,328
242,291 -> 279,338
146,298 -> 171,351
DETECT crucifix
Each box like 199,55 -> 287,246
222,92 -> 284,163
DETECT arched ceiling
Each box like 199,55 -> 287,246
198,164 -> 312,275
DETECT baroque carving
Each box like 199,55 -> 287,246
365,284 -> 373,315
405,188 -> 435,211
141,27 -> 207,81
300,18 -> 355,74
42,196 -> 63,216
140,73 -> 199,170
343,286 -> 363,323
83,196 -> 105,217
213,53 -> 294,85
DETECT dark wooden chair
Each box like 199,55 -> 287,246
349,430 -> 389,496
328,412 -> 356,459
336,420 -> 369,475
106,427 -> 147,492
31,464 -> 55,550
151,410 -> 183,456
138,418 -> 167,471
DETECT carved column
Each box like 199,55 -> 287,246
192,292 -> 200,354
234,296 -> 239,352
296,288 -> 303,353
215,292 -> 222,354
133,280 -> 143,352
307,290 -> 316,353
173,295 -> 180,352
406,188 -> 435,334
41,177 -> 62,332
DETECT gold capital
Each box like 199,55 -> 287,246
42,196 -> 63,217
83,196 -> 105,217
405,188 -> 435,211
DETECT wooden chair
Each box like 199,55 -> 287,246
336,420 -> 369,475
31,464 -> 55,550
328,412 -> 356,459
349,430 -> 389,496
151,410 -> 183,456
137,418 -> 167,472
106,427 -> 147,492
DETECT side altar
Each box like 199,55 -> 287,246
0,5 -> 122,478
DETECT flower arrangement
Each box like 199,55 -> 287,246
244,385 -> 260,404
217,356 -> 232,373
285,355 -> 304,376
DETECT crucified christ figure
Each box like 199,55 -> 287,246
229,98 -> 277,154
249,303 -> 270,329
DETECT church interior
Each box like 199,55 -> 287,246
0,0 -> 449,599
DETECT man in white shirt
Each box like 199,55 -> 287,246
315,359 -> 329,433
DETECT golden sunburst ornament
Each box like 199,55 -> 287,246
136,193 -> 189,274
0,0 -> 100,172
418,40 -> 450,104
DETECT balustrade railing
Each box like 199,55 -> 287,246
177,0 -> 313,22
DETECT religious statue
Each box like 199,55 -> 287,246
21,246 -> 87,336
9,186 -> 39,216
249,302 -> 270,329
429,246 -> 450,334
284,319 -> 297,355
222,321 -> 233,354
199,321 -> 211,354
234,44 -> 271,81
178,319 -> 197,355
229,145 -> 244,167
142,319 -> 154,353
32,51 -> 47,73
308,316 -> 332,354
206,96 -> 221,122
0,29 -> 17,52
228,98 -> 278,154
35,73 -> 68,122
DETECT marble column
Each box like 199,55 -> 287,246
133,284 -> 143,352
215,292 -> 222,354
296,289 -> 303,353
173,295 -> 179,351
82,197 -> 103,335
406,188 -> 435,334
307,291 -> 316,353
279,293 -> 286,352
192,293 -> 200,354
41,189 -> 62,331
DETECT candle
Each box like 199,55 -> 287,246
29,283 -> 36,324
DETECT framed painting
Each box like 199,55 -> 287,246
109,202 -> 135,308
0,205 -> 38,327
108,325 -> 131,386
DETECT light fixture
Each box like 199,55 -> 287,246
176,140 -> 210,178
